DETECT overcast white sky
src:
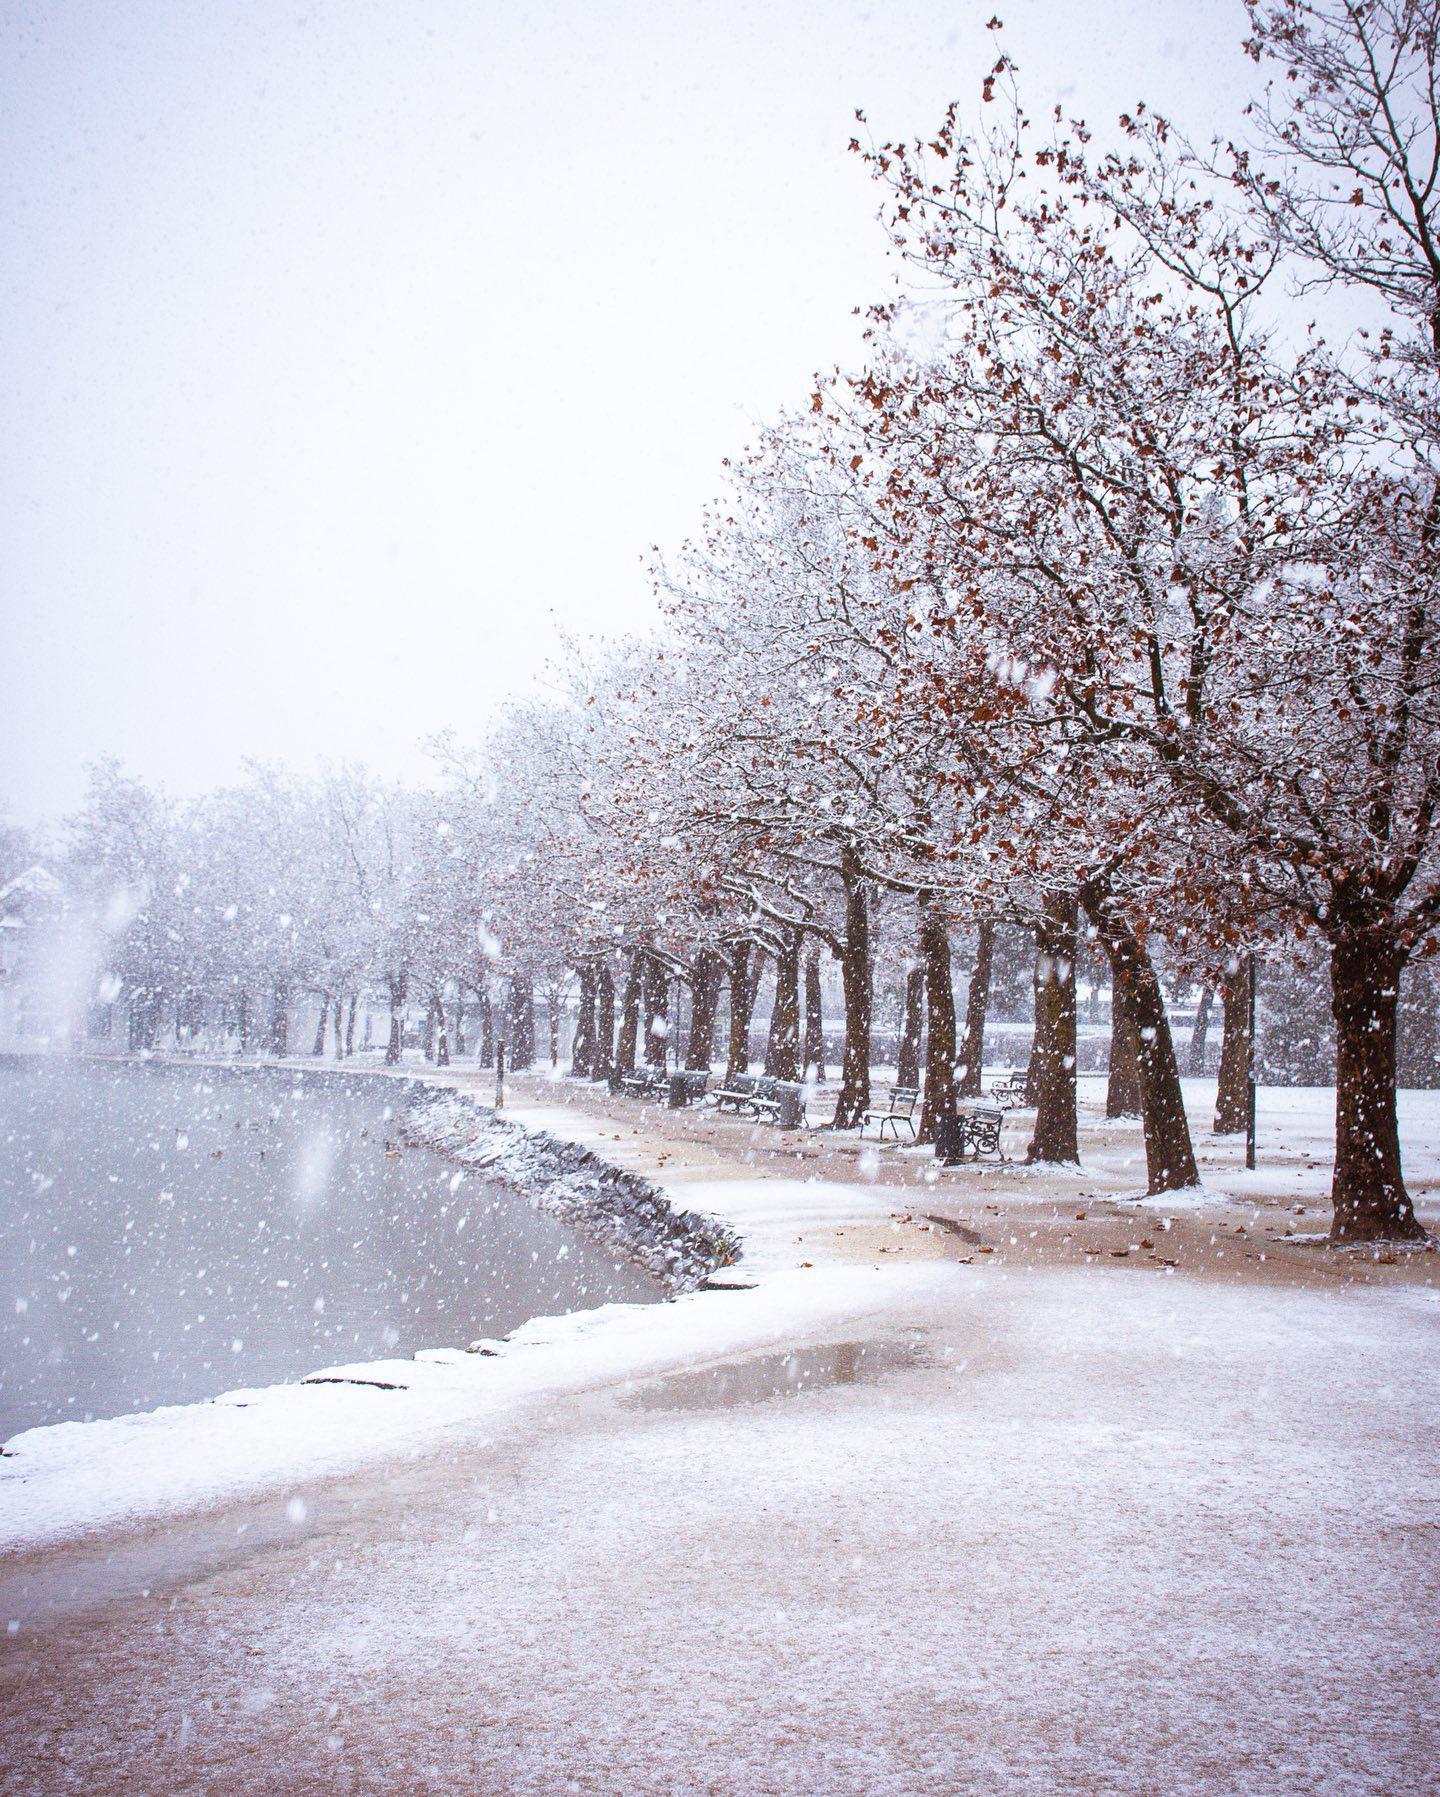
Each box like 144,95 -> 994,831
1,0 -> 1255,824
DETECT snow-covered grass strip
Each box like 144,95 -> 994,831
0,1264 -> 945,1559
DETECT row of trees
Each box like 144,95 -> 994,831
556,0 -> 1437,1244
62,759 -> 539,1069
54,1 -> 1440,1244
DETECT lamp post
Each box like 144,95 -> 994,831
1245,954 -> 1257,1172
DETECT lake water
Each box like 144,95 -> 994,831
0,1057 -> 659,1439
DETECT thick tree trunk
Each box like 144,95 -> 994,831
642,954 -> 669,1069
479,990 -> 495,1068
956,920 -> 993,1097
1214,963 -> 1250,1135
802,953 -> 826,1081
764,928 -> 802,1081
1083,887 -> 1198,1193
1106,969 -> 1143,1119
572,964 -> 597,1077
594,962 -> 615,1079
1028,892 -> 1079,1164
333,994 -> 344,1060
452,1002 -> 465,1059
831,862 -> 873,1129
1328,931 -> 1426,1242
897,965 -> 925,1090
687,949 -> 725,1072
270,982 -> 290,1058
422,1000 -> 435,1062
616,953 -> 642,1075
917,898 -> 957,1145
385,973 -> 406,1066
432,992 -> 449,1066
238,989 -> 251,1057
725,942 -> 756,1082
312,994 -> 330,1058
344,996 -> 357,1058
1187,982 -> 1213,1077
548,993 -> 560,1067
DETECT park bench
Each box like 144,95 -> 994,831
859,1085 -> 919,1141
710,1074 -> 807,1128
747,1076 -> 786,1122
955,1103 -> 1006,1160
615,1066 -> 669,1099
987,1069 -> 1029,1110
711,1072 -> 760,1113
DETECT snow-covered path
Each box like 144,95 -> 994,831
2,1261 -> 1437,1793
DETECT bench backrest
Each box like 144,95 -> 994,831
890,1086 -> 919,1111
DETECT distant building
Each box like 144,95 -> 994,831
0,866 -> 72,1050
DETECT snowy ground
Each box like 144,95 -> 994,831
0,1068 -> 1437,1792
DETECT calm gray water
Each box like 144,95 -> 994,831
0,1058 -> 659,1439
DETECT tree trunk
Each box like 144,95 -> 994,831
642,954 -> 669,1069
452,1001 -> 465,1059
1106,969 -> 1143,1119
312,994 -> 330,1057
917,898 -> 957,1145
479,990 -> 495,1068
509,977 -> 535,1070
1028,892 -> 1079,1164
432,992 -> 449,1066
1329,930 -> 1426,1242
831,860 -> 873,1128
238,989 -> 251,1057
345,996 -> 357,1058
1214,963 -> 1250,1134
616,953 -> 642,1074
270,982 -> 290,1058
687,949 -> 724,1072
897,965 -> 925,1090
725,942 -> 756,1082
1083,885 -> 1198,1193
385,973 -> 406,1066
1187,982 -> 1213,1076
594,962 -> 615,1079
802,953 -> 826,1082
422,999 -> 435,1062
764,927 -> 802,1082
956,920 -> 993,1097
333,994 -> 344,1060
572,964 -> 597,1077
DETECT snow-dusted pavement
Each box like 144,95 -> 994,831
3,1258 -> 1436,1794
1,1074 -> 1438,1793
